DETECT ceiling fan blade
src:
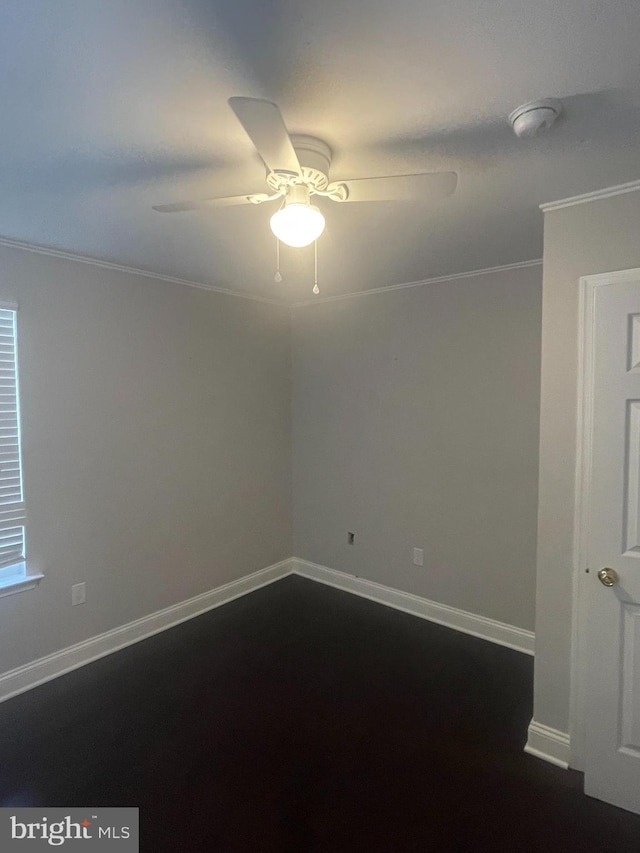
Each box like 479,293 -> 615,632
337,171 -> 457,203
228,97 -> 301,176
152,193 -> 271,213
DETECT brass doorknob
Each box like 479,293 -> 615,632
598,568 -> 619,587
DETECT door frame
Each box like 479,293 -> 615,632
571,266 -> 640,771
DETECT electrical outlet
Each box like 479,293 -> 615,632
412,548 -> 424,567
71,582 -> 86,606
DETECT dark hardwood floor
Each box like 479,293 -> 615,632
1,575 -> 639,851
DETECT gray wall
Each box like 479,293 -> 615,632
535,189 -> 640,735
292,265 -> 542,630
0,244 -> 292,675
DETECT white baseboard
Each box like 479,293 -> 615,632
0,558 -> 293,705
0,556 -> 537,710
524,719 -> 570,769
292,558 -> 535,656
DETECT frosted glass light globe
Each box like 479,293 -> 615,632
270,203 -> 325,248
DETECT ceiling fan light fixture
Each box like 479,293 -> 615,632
270,185 -> 325,248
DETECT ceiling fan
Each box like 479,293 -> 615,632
153,97 -> 458,249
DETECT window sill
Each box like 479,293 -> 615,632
0,572 -> 44,599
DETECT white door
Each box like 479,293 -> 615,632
585,270 -> 640,812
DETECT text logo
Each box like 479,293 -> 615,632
1,808 -> 138,850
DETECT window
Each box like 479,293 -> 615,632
0,306 -> 40,596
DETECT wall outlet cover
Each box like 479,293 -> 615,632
72,582 -> 86,606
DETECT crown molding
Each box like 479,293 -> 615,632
291,258 -> 542,307
0,235 -> 286,307
0,234 -> 547,309
540,178 -> 640,213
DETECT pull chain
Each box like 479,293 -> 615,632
274,237 -> 282,283
313,239 -> 319,295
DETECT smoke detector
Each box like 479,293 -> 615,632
509,99 -> 563,138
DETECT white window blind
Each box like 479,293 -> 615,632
0,308 -> 25,572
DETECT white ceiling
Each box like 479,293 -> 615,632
1,0 -> 639,300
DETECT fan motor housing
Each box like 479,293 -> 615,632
267,135 -> 332,193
